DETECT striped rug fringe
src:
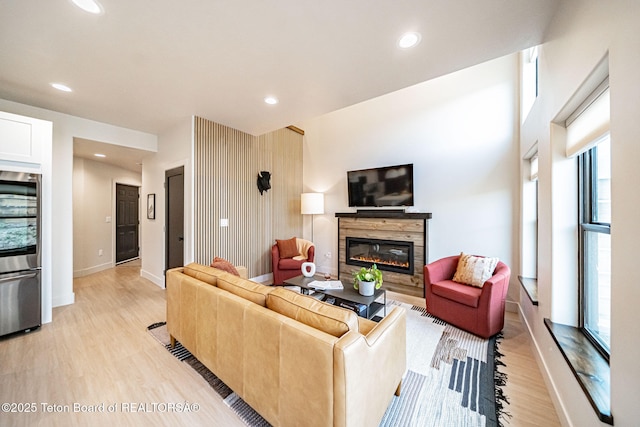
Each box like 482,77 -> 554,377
147,321 -> 194,362
165,342 -> 192,361
493,333 -> 511,427
224,394 -> 271,427
147,321 -> 166,330
184,356 -> 234,398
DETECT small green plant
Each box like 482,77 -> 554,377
353,264 -> 383,290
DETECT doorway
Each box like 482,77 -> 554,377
165,166 -> 184,276
115,183 -> 139,264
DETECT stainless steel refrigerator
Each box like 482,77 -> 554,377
0,171 -> 41,337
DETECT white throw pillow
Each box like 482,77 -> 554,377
452,252 -> 499,288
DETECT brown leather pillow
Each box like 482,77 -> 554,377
210,256 -> 240,276
276,237 -> 299,259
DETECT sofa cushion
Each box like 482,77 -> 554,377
266,287 -> 358,337
452,253 -> 499,288
217,273 -> 272,307
276,237 -> 299,259
432,279 -> 482,308
210,256 -> 240,276
183,263 -> 225,286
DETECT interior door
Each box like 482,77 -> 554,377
165,166 -> 184,275
115,184 -> 139,263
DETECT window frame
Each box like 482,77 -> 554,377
578,141 -> 611,361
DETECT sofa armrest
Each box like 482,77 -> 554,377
333,306 -> 406,427
166,267 -> 186,347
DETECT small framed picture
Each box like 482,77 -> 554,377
147,194 -> 155,219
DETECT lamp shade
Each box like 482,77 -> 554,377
301,193 -> 324,215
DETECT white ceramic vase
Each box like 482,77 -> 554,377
301,262 -> 316,277
358,280 -> 375,296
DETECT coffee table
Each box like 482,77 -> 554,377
283,274 -> 386,320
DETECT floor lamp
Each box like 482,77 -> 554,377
301,192 -> 324,243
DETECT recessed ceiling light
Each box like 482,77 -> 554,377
51,83 -> 73,92
398,32 -> 421,49
94,153 -> 106,158
264,96 -> 279,105
71,0 -> 103,14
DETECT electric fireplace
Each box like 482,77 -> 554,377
345,237 -> 413,275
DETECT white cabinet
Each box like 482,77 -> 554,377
0,111 -> 52,165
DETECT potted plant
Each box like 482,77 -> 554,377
353,264 -> 383,296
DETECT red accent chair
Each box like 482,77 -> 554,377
424,255 -> 511,338
271,241 -> 315,285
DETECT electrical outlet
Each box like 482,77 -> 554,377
220,218 -> 229,227
98,249 -> 103,256
325,252 -> 332,259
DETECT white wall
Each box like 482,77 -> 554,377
0,99 -> 156,323
140,117 -> 192,287
299,54 -> 520,304
519,1 -> 640,426
73,157 -> 142,277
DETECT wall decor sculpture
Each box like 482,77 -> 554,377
257,171 -> 271,195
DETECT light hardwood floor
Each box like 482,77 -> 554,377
0,262 -> 561,426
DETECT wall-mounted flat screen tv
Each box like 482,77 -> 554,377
347,163 -> 414,207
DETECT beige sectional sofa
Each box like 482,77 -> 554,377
166,263 -> 406,427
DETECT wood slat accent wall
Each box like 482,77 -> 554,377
193,117 -> 303,277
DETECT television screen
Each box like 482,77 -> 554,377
347,163 -> 414,207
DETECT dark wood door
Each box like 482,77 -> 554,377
165,166 -> 184,275
116,184 -> 139,263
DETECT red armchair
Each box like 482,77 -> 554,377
271,238 -> 315,285
424,255 -> 510,338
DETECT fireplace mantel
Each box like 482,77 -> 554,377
335,211 -> 431,297
335,210 -> 432,220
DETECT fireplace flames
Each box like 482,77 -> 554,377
349,255 -> 410,269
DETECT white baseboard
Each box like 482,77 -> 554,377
52,292 -> 75,308
73,261 -> 114,278
516,303 -> 572,427
141,269 -> 165,288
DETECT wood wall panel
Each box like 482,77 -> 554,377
337,216 -> 428,298
193,117 -> 303,277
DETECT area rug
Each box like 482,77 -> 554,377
147,300 -> 508,427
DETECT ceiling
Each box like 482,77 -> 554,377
73,137 -> 148,173
2,0 -> 559,169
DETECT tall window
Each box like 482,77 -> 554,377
565,77 -> 610,358
521,46 -> 539,123
522,150 -> 538,278
579,136 -> 611,357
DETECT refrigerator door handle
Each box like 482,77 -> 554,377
0,272 -> 38,283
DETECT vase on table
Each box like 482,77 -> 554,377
301,262 -> 316,277
358,280 -> 375,296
